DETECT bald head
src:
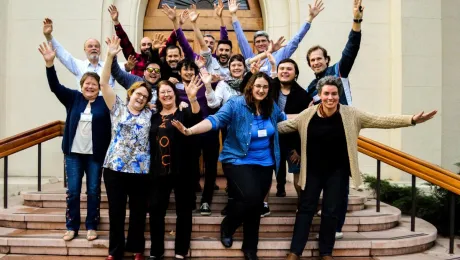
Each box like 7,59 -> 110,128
83,38 -> 101,62
140,37 -> 152,56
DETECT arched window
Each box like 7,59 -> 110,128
159,0 -> 250,10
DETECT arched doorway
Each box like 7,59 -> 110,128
143,0 -> 264,54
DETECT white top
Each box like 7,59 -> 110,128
50,37 -> 124,89
205,80 -> 241,109
71,105 -> 93,154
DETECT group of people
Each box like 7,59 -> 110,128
38,0 -> 437,260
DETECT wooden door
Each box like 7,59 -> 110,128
143,0 -> 264,54
144,0 -> 263,176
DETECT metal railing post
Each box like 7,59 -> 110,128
38,144 -> 42,192
3,156 -> 8,209
376,160 -> 381,212
411,175 -> 416,232
449,192 -> 455,254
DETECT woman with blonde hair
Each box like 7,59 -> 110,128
100,35 -> 153,260
38,41 -> 111,242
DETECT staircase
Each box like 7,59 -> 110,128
0,178 -> 437,259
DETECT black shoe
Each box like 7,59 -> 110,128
260,203 -> 271,217
221,205 -> 228,216
220,219 -> 233,248
244,252 -> 258,260
276,189 -> 286,197
214,184 -> 220,190
200,202 -> 212,216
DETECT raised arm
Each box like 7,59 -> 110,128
109,4 -> 138,60
272,0 -> 324,62
111,55 -> 142,90
184,75 -> 203,114
336,0 -> 364,77
100,36 -> 121,110
189,4 -> 209,53
38,41 -> 75,107
357,108 -> 437,129
43,18 -> 81,76
229,0 -> 254,59
214,0 -> 227,37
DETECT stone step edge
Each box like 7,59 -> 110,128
21,193 -> 368,205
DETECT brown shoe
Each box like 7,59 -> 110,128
286,253 -> 300,260
321,256 -> 334,260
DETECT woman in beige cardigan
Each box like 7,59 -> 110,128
280,76 -> 436,260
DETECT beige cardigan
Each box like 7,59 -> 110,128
277,105 -> 413,190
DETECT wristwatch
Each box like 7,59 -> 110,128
353,18 -> 363,23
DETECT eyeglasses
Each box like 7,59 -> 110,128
134,92 -> 149,100
146,67 -> 161,74
159,90 -> 174,96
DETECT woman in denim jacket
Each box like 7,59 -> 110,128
172,72 -> 286,260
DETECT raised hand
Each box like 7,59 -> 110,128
43,18 -> 53,40
179,9 -> 189,27
189,4 -> 200,23
184,75 -> 204,98
178,101 -> 189,111
200,71 -> 213,86
271,36 -> 286,53
152,33 -> 166,50
228,0 -> 240,15
353,0 -> 364,19
412,110 -> 437,125
214,0 -> 224,17
38,41 -> 56,66
250,59 -> 265,74
195,55 -> 206,69
171,119 -> 192,136
108,4 -> 120,24
124,55 -> 137,72
266,51 -> 276,66
161,4 -> 177,21
168,77 -> 179,85
105,35 -> 122,58
308,0 -> 325,22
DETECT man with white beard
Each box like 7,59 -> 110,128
42,18 -> 123,89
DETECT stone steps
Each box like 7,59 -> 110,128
0,216 -> 436,257
22,191 -> 366,212
0,201 -> 399,232
0,255 -> 379,259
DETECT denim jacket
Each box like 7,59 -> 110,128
208,96 -> 286,173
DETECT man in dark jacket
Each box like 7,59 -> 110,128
306,0 -> 364,106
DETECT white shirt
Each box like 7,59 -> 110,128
51,37 -> 124,89
205,80 -> 240,109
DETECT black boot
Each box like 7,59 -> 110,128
243,252 -> 258,260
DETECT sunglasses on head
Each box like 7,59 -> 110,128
146,67 -> 161,74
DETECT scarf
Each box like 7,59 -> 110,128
225,78 -> 243,92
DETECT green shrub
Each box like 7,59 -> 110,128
363,173 -> 460,236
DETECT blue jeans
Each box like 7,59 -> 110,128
65,153 -> 102,232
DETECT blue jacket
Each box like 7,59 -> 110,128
307,30 -> 362,105
46,66 -> 112,164
207,96 -> 286,173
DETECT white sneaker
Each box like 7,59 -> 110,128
316,232 -> 344,240
316,210 -> 321,216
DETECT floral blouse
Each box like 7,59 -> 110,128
103,96 -> 152,174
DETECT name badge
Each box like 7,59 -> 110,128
80,113 -> 93,122
257,129 -> 267,138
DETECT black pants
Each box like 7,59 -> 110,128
222,163 -> 273,253
199,131 -> 220,205
103,168 -> 149,260
290,167 -> 349,256
149,174 -> 195,257
275,151 -> 288,191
